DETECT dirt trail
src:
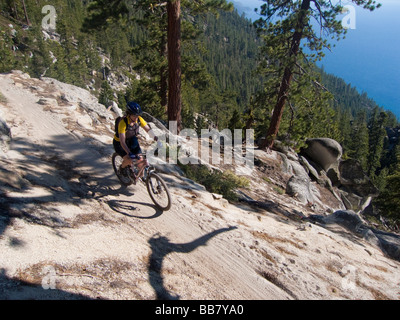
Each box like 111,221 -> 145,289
1,72 -> 399,300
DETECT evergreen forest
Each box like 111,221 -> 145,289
0,0 -> 399,225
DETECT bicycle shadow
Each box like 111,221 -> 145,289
147,226 -> 237,300
106,199 -> 164,219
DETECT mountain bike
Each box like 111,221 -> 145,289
112,153 -> 172,211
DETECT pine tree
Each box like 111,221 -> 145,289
375,145 -> 400,220
228,109 -> 244,132
21,0 -> 30,25
29,28 -> 52,78
82,0 -> 233,130
367,107 -> 388,181
99,81 -> 114,106
131,0 -> 169,112
167,0 -> 183,131
47,42 -> 71,83
348,110 -> 369,170
254,0 -> 381,150
0,27 -> 15,73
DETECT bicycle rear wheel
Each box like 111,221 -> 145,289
146,172 -> 171,211
112,153 -> 133,187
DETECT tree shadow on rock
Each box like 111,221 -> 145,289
0,268 -> 91,300
0,134 -> 132,239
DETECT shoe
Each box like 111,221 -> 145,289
121,166 -> 130,177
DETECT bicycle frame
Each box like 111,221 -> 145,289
112,152 -> 171,211
130,154 -> 154,184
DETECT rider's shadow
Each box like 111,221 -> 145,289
148,226 -> 237,300
106,199 -> 164,219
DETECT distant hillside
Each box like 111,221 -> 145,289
192,10 -> 262,106
319,67 -> 397,121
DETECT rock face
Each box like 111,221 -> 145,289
338,159 -> 378,212
0,100 -> 11,156
310,210 -> 400,262
286,175 -> 315,204
41,77 -> 113,121
292,138 -> 379,213
372,229 -> 400,262
339,159 -> 378,197
0,113 -> 11,156
323,210 -> 365,232
265,137 -> 400,261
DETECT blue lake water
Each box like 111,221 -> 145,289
233,0 -> 400,120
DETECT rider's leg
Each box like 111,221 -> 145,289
121,136 -> 142,172
122,155 -> 133,168
135,158 -> 148,177
113,139 -> 130,174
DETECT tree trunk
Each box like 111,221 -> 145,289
21,0 -> 30,25
260,0 -> 311,150
167,0 -> 182,133
11,0 -> 19,20
160,32 -> 168,112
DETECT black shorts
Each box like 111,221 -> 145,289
113,136 -> 143,157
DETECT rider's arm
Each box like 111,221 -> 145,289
139,116 -> 158,141
144,124 -> 158,141
119,132 -> 131,156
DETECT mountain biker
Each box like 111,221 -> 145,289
113,101 -> 158,177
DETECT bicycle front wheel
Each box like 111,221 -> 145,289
146,172 -> 172,211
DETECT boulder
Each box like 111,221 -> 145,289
110,101 -> 123,118
302,138 -> 342,171
41,77 -> 112,120
79,102 -> 112,121
285,156 -> 326,205
286,175 -> 315,204
372,229 -> 400,262
299,155 -> 333,189
326,165 -> 340,187
324,210 -> 365,232
273,140 -> 298,161
76,114 -> 93,129
0,114 -> 10,138
0,111 -> 11,156
37,97 -> 58,106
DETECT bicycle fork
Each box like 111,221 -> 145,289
148,174 -> 163,194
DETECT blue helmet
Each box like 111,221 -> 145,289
126,101 -> 143,115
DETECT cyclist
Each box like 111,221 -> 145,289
113,101 -> 158,177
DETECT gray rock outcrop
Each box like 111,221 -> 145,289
339,159 -> 378,198
310,210 -> 400,262
291,138 -> 378,213
0,112 -> 11,156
